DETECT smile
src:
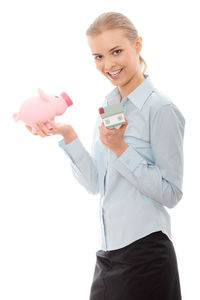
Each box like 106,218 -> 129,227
106,68 -> 123,79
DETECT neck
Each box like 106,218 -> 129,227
119,71 -> 145,101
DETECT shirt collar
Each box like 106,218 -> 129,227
105,74 -> 156,110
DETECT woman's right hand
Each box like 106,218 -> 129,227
25,120 -> 78,143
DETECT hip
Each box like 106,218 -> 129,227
89,231 -> 182,299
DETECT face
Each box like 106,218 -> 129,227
87,29 -> 143,88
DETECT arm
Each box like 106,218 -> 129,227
112,103 -> 185,208
58,126 -> 99,195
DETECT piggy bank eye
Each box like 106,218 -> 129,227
55,96 -> 59,98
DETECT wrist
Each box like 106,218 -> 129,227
112,141 -> 129,157
62,129 -> 78,144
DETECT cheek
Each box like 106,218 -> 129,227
95,62 -> 103,71
129,55 -> 138,69
124,63 -> 137,79
123,52 -> 137,67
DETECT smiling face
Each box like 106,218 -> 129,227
87,28 -> 145,99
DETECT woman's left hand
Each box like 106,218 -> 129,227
98,116 -> 129,156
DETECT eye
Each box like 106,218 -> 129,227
94,49 -> 122,61
113,49 -> 122,55
55,96 -> 59,98
95,55 -> 103,61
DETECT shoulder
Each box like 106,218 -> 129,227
148,89 -> 185,126
149,89 -> 172,113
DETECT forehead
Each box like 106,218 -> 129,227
87,29 -> 130,52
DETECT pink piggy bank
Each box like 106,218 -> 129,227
13,88 -> 73,133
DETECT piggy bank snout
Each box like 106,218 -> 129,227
61,92 -> 73,107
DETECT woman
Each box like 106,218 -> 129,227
26,11 -> 185,300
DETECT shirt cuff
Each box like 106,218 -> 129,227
58,137 -> 86,163
113,145 -> 146,173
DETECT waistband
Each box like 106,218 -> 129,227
96,231 -> 170,257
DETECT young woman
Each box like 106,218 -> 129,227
26,11 -> 185,300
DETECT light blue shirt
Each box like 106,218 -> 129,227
58,74 -> 185,251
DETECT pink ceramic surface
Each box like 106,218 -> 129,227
13,88 -> 73,133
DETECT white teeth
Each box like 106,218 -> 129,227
108,69 -> 122,75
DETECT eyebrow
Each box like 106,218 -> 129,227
92,45 -> 121,56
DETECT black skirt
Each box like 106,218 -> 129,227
89,231 -> 182,300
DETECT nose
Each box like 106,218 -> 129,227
104,57 -> 116,72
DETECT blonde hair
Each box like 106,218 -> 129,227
85,11 -> 147,75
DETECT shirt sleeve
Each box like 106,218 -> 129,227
58,135 -> 99,195
112,103 -> 185,208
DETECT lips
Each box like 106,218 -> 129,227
106,68 -> 123,79
107,68 -> 123,75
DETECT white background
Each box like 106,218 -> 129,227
0,0 -> 199,299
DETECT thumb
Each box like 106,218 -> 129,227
124,116 -> 128,125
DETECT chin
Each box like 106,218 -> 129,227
109,81 -> 119,86
109,77 -> 128,87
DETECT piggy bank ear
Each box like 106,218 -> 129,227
37,88 -> 49,102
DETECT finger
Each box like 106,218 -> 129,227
120,117 -> 128,128
25,125 -> 38,135
99,125 -> 108,138
99,123 -> 115,136
106,130 -> 115,137
98,124 -> 103,131
122,120 -> 128,127
38,121 -> 55,136
25,125 -> 33,132
34,123 -> 47,137
47,120 -> 58,133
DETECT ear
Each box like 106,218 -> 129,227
135,36 -> 143,54
37,88 -> 49,102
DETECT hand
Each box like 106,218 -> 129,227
98,116 -> 129,156
25,120 -> 75,139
